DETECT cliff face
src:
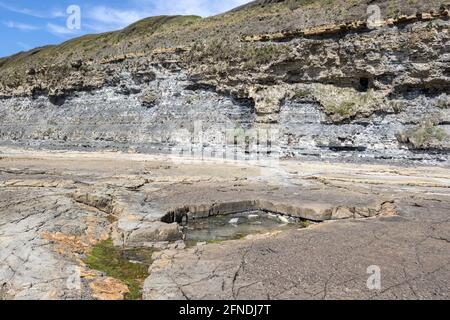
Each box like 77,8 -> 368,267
0,0 -> 449,164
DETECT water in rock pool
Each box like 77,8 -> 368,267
183,211 -> 305,245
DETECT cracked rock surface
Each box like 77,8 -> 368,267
0,147 -> 449,300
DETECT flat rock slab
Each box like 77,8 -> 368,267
0,148 -> 449,300
144,203 -> 450,300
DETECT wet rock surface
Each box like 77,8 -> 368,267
0,148 -> 448,300
182,211 -> 305,245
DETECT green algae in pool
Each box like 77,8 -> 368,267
183,211 -> 304,245
84,239 -> 153,300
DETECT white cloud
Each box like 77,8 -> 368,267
17,41 -> 32,51
131,0 -> 251,17
0,2 -> 64,19
3,21 -> 39,31
46,23 -> 78,37
85,6 -> 149,30
83,0 -> 251,32
51,9 -> 66,18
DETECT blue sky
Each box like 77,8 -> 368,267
0,0 -> 250,58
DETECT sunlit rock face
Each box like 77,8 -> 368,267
0,61 -> 448,165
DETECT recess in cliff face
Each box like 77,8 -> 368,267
0,0 -> 449,303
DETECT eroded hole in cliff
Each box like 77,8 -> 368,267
359,77 -> 370,92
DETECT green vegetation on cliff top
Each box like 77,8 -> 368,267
0,0 -> 442,74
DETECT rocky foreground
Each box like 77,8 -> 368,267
0,0 -> 449,300
0,148 -> 448,300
